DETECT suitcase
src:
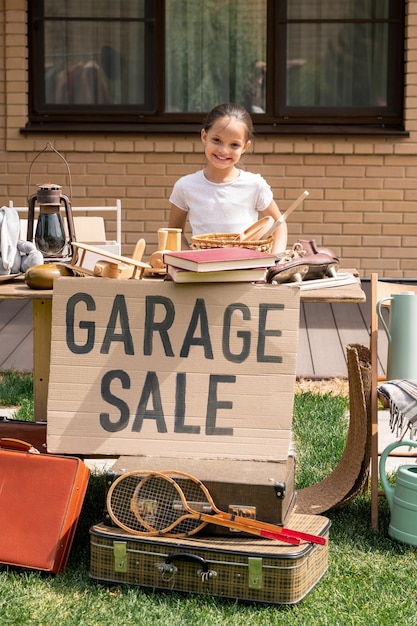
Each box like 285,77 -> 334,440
0,438 -> 90,573
0,417 -> 47,453
105,455 -> 296,531
89,513 -> 330,605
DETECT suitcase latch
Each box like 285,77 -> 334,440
113,541 -> 127,573
271,481 -> 286,500
248,557 -> 263,590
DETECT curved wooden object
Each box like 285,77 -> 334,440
294,343 -> 372,515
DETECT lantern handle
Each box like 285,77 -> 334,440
27,141 -> 73,202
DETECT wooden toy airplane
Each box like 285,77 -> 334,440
70,239 -> 151,280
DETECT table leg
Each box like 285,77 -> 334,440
32,298 -> 52,421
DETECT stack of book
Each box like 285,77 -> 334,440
163,248 -> 277,284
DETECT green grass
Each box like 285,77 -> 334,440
293,391 -> 350,488
0,369 -> 34,420
1,378 -> 417,625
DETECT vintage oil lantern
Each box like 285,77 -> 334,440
26,143 -> 76,261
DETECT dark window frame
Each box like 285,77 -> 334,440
24,0 -> 407,136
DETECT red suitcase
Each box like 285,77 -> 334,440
0,438 -> 90,573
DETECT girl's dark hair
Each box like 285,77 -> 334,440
203,103 -> 254,141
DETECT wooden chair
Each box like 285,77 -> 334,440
370,273 -> 417,529
13,201 -> 122,270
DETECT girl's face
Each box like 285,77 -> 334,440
201,116 -> 251,171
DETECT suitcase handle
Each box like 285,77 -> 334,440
0,437 -> 40,454
165,552 -> 210,574
156,553 -> 217,581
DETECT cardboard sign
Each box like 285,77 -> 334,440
47,278 -> 300,459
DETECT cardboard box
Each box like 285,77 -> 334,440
47,279 -> 300,459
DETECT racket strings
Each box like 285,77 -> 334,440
162,474 -> 215,536
107,474 -> 150,532
173,477 -> 213,515
133,475 -> 183,530
133,474 -> 212,536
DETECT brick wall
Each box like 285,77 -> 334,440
1,0 -> 416,278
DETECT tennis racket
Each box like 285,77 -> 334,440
156,470 -> 326,546
108,470 -> 299,543
107,470 -> 209,537
130,471 -> 300,544
108,470 -> 326,545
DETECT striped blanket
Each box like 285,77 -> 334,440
377,380 -> 417,439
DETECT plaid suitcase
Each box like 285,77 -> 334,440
89,513 -> 330,605
0,437 -> 90,573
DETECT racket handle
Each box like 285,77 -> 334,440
260,529 -> 300,542
280,528 -> 326,546
199,513 -> 300,545
258,529 -> 301,544
254,523 -> 326,546
216,512 -> 326,546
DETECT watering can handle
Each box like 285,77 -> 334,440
380,439 -> 417,508
376,296 -> 393,342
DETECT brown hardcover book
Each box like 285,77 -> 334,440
166,264 -> 267,283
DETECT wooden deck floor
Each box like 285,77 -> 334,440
0,280 -> 378,379
298,280 -> 374,378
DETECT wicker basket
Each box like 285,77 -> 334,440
191,232 -> 273,253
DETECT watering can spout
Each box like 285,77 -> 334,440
379,440 -> 417,545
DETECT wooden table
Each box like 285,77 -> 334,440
293,276 -> 365,303
0,272 -> 365,421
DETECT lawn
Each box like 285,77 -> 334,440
1,374 -> 417,625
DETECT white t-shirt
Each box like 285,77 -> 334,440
169,169 -> 273,235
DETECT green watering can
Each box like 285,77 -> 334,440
380,440 -> 417,545
377,291 -> 417,380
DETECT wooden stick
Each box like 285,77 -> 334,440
262,190 -> 309,239
237,216 -> 274,242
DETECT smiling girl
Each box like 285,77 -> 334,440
168,102 -> 287,254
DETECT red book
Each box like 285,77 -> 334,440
163,247 -> 277,272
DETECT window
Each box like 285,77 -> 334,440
26,0 -> 405,134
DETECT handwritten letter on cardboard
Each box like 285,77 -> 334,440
47,278 -> 300,459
